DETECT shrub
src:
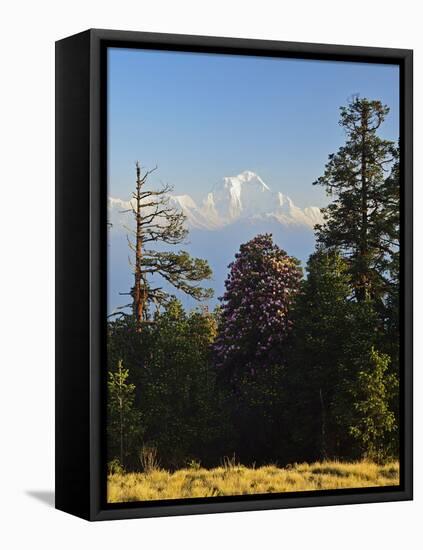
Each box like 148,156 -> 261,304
108,458 -> 125,475
140,445 -> 160,473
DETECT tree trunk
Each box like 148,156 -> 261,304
133,162 -> 147,329
319,387 -> 327,460
358,107 -> 370,302
119,396 -> 123,466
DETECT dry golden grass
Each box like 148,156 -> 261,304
107,459 -> 399,503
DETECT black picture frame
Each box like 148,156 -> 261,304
55,28 -> 413,521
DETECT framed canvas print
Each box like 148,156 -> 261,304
55,29 -> 413,521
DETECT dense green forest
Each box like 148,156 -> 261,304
107,97 -> 400,475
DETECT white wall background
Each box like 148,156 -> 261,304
0,0 -> 420,547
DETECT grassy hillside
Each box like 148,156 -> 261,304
107,460 -> 399,503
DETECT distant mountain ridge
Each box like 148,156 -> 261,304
170,170 -> 323,230
107,171 -> 324,312
108,170 -> 324,233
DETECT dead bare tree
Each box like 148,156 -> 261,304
120,162 -> 213,329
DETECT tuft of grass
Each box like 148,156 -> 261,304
107,459 -> 399,503
139,445 -> 160,474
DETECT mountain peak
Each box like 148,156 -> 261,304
108,171 -> 323,233
221,170 -> 270,192
175,171 -> 322,229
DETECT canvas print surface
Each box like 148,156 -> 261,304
106,48 -> 400,503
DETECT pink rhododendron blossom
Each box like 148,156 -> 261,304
214,234 -> 302,375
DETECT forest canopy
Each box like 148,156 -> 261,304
107,97 -> 400,475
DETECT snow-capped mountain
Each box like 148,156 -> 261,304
168,170 -> 323,230
108,170 -> 324,234
107,171 -> 325,312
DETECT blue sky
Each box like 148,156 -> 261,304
108,47 -> 399,208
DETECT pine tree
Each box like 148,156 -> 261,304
348,347 -> 397,461
122,162 -> 213,329
312,97 -> 400,460
380,154 -> 400,341
107,359 -> 141,467
289,249 -> 352,460
314,97 -> 398,302
289,251 -> 398,462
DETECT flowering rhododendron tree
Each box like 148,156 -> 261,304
214,234 -> 302,378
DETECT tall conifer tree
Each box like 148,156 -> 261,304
314,97 -> 398,302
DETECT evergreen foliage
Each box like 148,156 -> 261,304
107,360 -> 142,468
314,97 -> 399,303
107,96 -> 400,473
348,347 -> 397,462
